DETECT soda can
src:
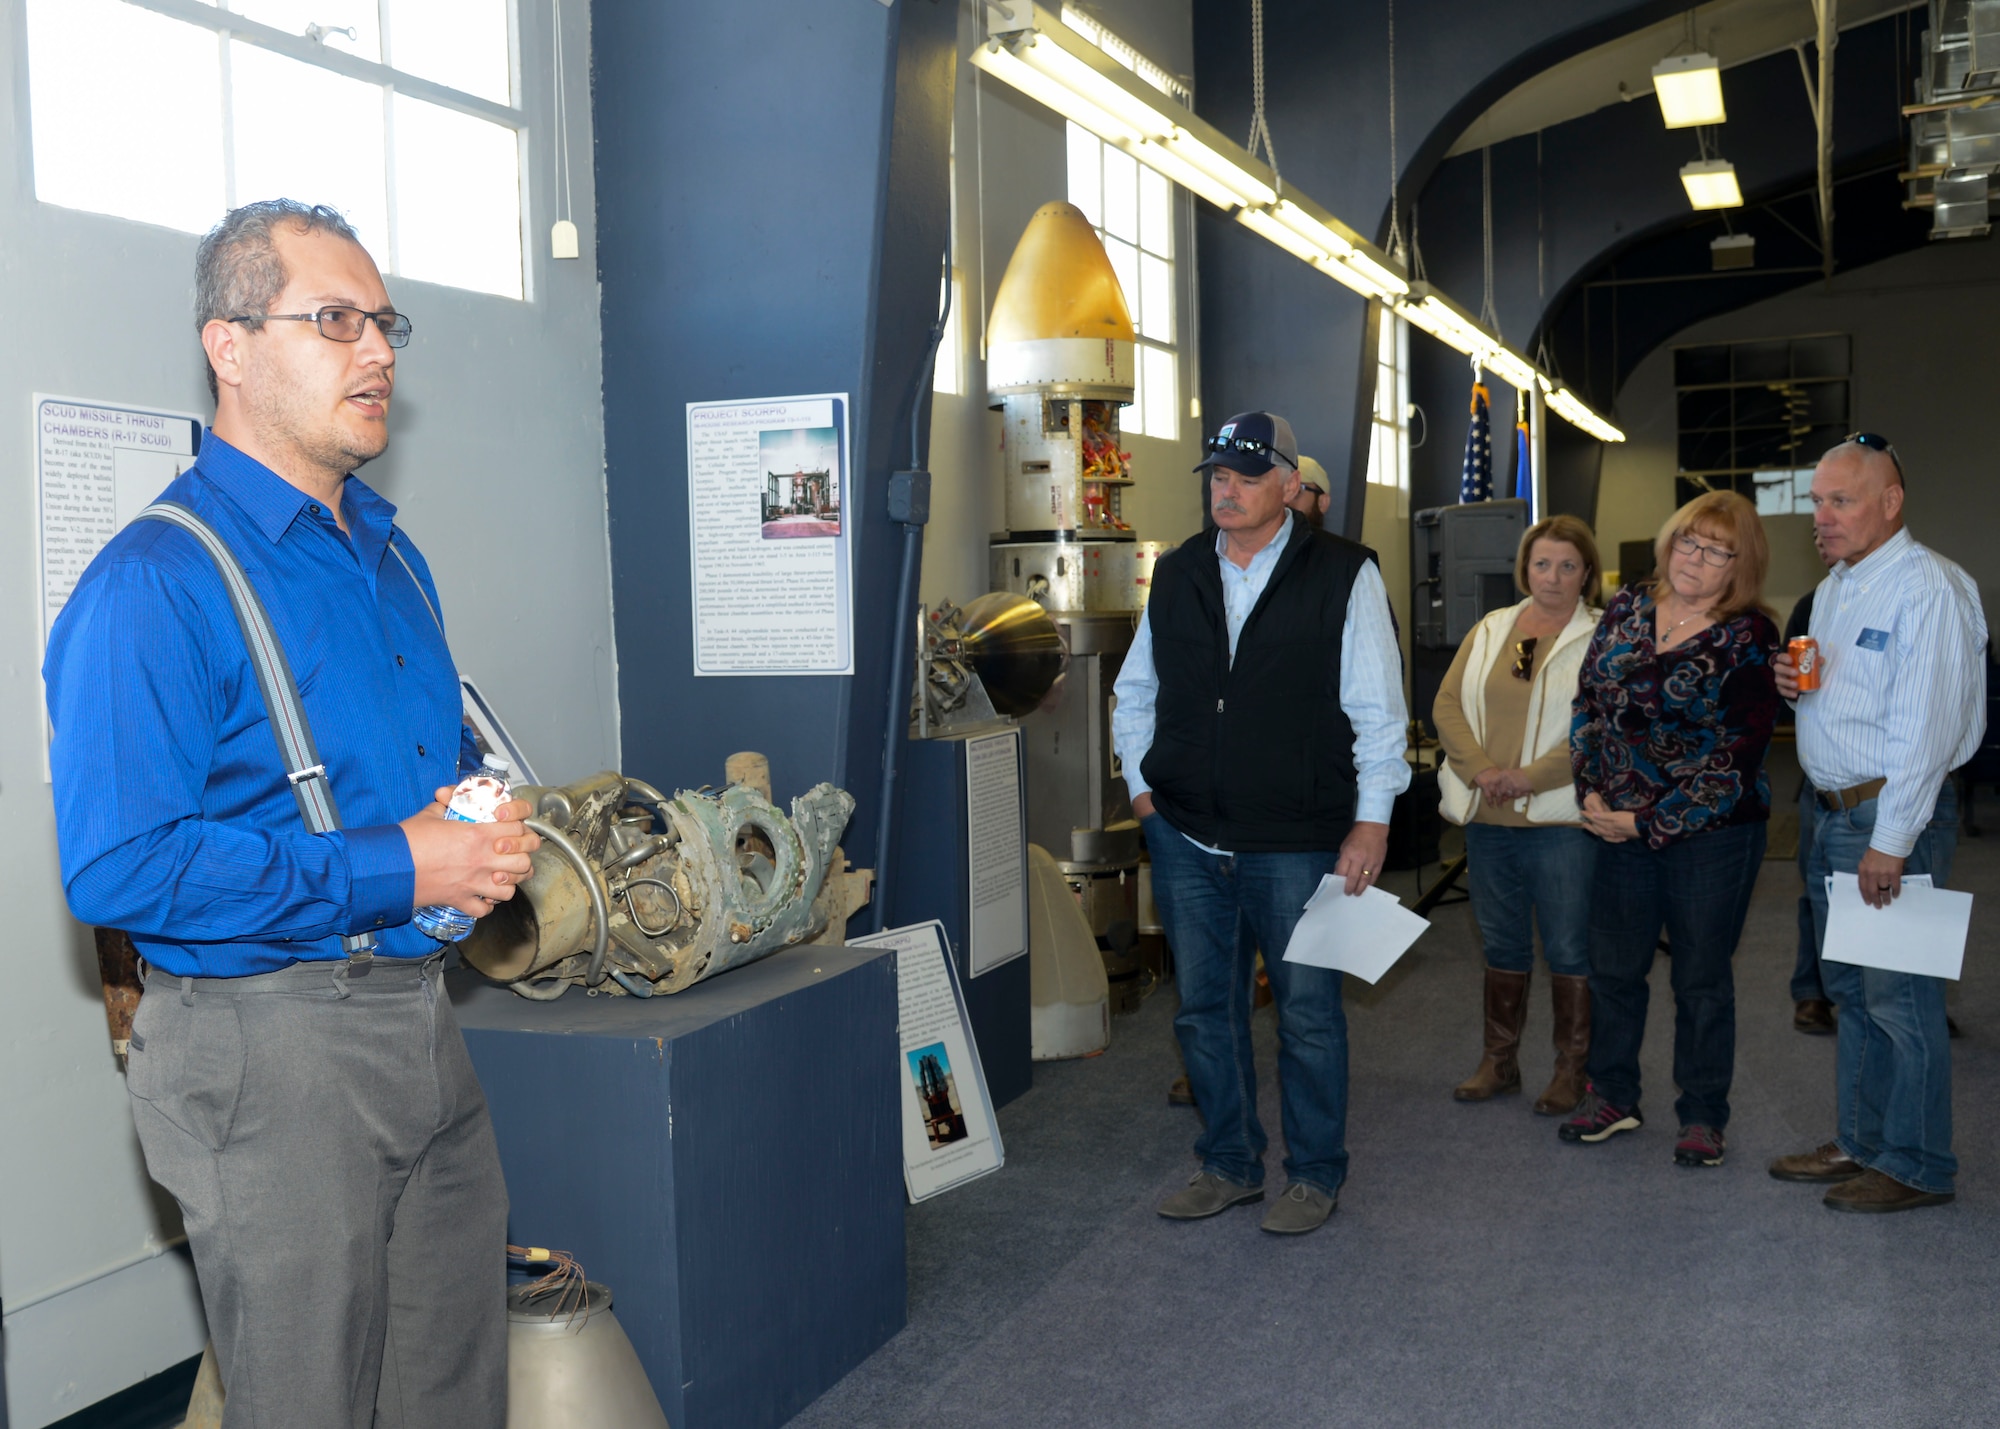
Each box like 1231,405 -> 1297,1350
1790,636 -> 1821,692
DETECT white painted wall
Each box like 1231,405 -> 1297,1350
0,1 -> 614,1421
923,0 -> 1203,608
1602,239 -> 2000,626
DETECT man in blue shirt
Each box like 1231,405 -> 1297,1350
1113,411 -> 1408,1236
44,201 -> 536,1425
1769,436 -> 1985,1212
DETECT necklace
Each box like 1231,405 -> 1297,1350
1657,600 -> 1713,644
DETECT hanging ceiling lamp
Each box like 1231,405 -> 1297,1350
1680,157 -> 1743,209
1652,52 -> 1728,128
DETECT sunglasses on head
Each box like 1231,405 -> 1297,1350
1845,431 -> 1904,485
1204,435 -> 1297,469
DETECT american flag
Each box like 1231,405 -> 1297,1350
1459,381 -> 1492,503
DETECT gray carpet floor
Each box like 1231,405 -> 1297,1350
790,830 -> 2000,1428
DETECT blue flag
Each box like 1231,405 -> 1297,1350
1459,381 -> 1492,503
1514,420 -> 1531,500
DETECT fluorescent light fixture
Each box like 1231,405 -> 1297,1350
1711,232 -> 1755,269
1271,199 -> 1353,258
1313,255 -> 1400,301
1236,206 -> 1329,263
1544,384 -> 1627,443
1015,31 -> 1178,139
1680,157 -> 1743,210
1164,126 -> 1277,207
971,40 -> 1142,144
1342,248 -> 1410,298
1484,348 -> 1540,391
1401,293 -> 1497,359
1120,137 -> 1244,210
1061,5 -> 1186,102
1652,52 -> 1727,128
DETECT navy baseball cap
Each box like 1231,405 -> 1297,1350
1195,410 -> 1299,477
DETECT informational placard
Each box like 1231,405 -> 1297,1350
965,728 -> 1027,975
850,920 -> 1004,1202
35,394 -> 203,648
686,393 -> 853,676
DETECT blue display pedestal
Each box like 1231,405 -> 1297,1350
450,946 -> 904,1429
889,731 -> 1033,1108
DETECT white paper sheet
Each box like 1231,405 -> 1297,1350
1279,877 -> 1432,984
1821,872 -> 1972,980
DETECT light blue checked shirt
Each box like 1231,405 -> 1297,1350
1113,511 -> 1410,852
1796,527 -> 1987,857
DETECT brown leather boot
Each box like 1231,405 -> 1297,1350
1536,973 -> 1592,1115
1454,967 -> 1528,1101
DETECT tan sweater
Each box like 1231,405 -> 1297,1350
1433,613 -> 1579,827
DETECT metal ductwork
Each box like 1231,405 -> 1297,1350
1908,0 -> 2000,239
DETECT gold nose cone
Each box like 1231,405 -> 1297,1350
987,201 -> 1136,345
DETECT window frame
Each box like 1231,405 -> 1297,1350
43,0 -> 530,298
1366,306 -> 1411,517
1066,121 -> 1182,443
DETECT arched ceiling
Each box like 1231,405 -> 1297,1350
1448,0 -> 1923,157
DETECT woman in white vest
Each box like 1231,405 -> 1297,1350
1433,515 -> 1602,1115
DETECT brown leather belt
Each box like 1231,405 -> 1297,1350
1818,778 -> 1887,811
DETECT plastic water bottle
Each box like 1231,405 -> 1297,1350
412,755 -> 515,942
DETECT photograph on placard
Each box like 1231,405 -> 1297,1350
907,1042 -> 969,1149
758,425 -> 842,539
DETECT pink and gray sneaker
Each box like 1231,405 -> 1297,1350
1673,1123 -> 1727,1167
1557,1083 -> 1643,1144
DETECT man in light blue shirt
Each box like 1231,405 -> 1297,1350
1769,435 -> 1986,1212
1113,411 -> 1408,1235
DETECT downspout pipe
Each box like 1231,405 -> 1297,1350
868,224 -> 953,933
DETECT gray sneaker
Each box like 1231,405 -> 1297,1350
1156,1170 -> 1263,1220
1259,1181 -> 1337,1235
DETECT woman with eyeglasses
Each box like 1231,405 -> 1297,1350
1434,514 -> 1604,1115
1562,491 -> 1781,1169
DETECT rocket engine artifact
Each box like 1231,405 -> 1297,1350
460,767 -> 864,999
985,201 -> 1167,612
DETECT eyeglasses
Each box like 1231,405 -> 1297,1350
1512,636 -> 1539,680
1204,435 -> 1297,469
1844,431 -> 1905,484
1300,481 -> 1326,498
225,305 -> 413,349
1672,533 -> 1737,567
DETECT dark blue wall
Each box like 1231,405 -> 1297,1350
1189,0 -> 1678,532
591,0 -> 956,865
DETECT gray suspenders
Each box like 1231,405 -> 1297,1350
137,500 -> 449,962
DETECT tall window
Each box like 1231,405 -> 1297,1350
25,0 -> 525,300
1365,308 -> 1410,514
1673,333 -> 1850,512
1067,123 -> 1180,441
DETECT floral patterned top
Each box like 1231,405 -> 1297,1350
1570,584 -> 1782,849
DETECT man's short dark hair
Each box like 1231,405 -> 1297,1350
194,201 -> 361,401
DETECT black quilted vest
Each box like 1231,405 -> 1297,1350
1140,519 -> 1370,851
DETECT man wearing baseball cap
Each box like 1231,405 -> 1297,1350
1113,411 -> 1409,1234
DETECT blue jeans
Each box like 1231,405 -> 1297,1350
1585,821 -> 1766,1128
1463,823 -> 1596,977
1792,778 -> 1825,1003
1807,784 -> 1959,1194
1143,814 -> 1346,1195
